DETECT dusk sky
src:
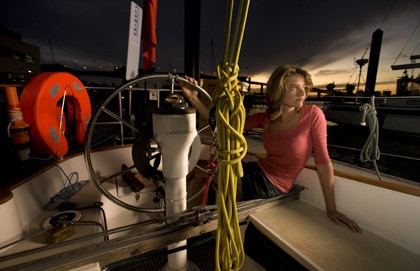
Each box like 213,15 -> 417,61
1,0 -> 419,92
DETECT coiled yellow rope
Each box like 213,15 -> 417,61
214,0 -> 250,270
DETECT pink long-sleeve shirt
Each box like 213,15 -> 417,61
244,105 -> 331,193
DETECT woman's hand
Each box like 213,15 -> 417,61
179,75 -> 199,100
178,75 -> 210,119
327,210 -> 363,233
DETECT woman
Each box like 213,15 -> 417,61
180,65 -> 362,233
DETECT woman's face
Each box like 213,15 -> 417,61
281,73 -> 307,109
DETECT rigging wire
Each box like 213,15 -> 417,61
392,19 -> 420,66
377,0 -> 396,29
412,38 -> 420,56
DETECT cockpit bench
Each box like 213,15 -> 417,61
245,199 -> 420,271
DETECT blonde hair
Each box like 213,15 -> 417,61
265,64 -> 313,121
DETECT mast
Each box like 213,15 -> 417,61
184,0 -> 201,79
356,58 -> 368,92
365,28 -> 383,96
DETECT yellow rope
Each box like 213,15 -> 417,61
214,1 -> 250,270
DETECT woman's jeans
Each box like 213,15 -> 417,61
240,161 -> 284,200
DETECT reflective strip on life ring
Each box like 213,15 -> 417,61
20,72 -> 91,158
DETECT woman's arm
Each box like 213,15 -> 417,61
179,76 -> 210,120
316,163 -> 362,233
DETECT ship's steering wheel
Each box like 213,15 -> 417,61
84,74 -> 212,212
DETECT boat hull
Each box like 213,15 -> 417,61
323,96 -> 420,135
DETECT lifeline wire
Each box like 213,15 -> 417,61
213,0 -> 250,270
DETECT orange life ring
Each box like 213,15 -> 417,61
20,72 -> 91,158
